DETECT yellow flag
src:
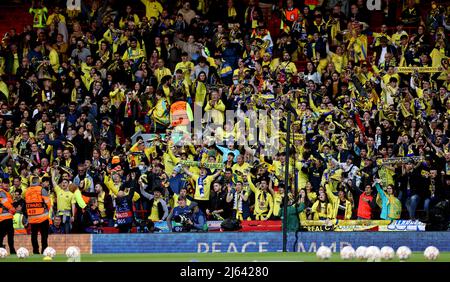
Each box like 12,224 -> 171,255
0,81 -> 8,99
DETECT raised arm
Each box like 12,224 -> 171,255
159,199 -> 169,221
374,180 -> 387,202
308,92 -> 320,113
50,168 -> 60,193
211,168 -> 222,180
247,173 -> 257,194
325,181 -> 338,204
138,178 -> 154,201
242,188 -> 250,201
72,189 -> 87,210
215,144 -> 227,154
225,184 -> 234,203
166,208 -> 174,231
103,174 -> 118,196
267,176 -> 275,197
311,200 -> 319,214
167,143 -> 180,164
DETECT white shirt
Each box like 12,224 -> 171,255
378,46 -> 387,66
67,0 -> 81,10
375,134 -> 382,149
304,72 -> 321,84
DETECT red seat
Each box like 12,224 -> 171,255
241,220 -> 282,232
101,227 -> 138,233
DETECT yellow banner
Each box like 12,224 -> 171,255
396,67 -> 440,73
334,220 -> 390,232
179,160 -> 225,169
300,220 -> 391,226
376,156 -> 424,166
300,220 -> 394,232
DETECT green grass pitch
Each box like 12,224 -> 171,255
1,252 -> 450,262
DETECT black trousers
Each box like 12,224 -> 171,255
118,223 -> 132,233
30,220 -> 49,254
0,219 -> 15,254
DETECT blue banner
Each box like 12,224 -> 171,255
92,232 -> 450,253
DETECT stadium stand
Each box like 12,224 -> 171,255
0,0 -> 449,246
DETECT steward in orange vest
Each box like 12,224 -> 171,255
280,0 -> 301,32
0,188 -> 15,221
0,180 -> 16,254
170,95 -> 193,128
24,176 -> 51,254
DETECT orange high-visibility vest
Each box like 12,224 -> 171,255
24,186 -> 50,224
82,194 -> 90,204
0,188 -> 14,221
284,8 -> 300,22
170,101 -> 189,127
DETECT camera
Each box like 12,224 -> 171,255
136,218 -> 151,233
174,212 -> 192,225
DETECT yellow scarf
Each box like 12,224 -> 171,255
228,7 -> 237,17
0,81 -> 9,98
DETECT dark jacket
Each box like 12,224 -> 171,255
117,99 -> 140,122
82,206 -> 102,233
148,198 -> 166,221
4,50 -> 23,75
373,44 -> 398,66
397,167 -> 425,198
115,193 -> 134,226
208,190 -> 228,219
99,124 -> 116,148
18,80 -> 35,104
55,121 -> 71,137
305,38 -> 327,60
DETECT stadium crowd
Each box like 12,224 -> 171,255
0,0 -> 449,246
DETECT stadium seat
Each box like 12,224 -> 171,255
102,227 -> 138,234
241,220 -> 282,232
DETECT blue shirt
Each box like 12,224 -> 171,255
169,174 -> 186,195
192,210 -> 207,231
216,145 -> 240,163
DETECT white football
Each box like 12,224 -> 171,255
16,247 -> 29,259
424,246 -> 439,261
366,246 -> 381,262
340,246 -> 355,260
316,246 -> 332,260
396,246 -> 412,260
65,246 -> 80,259
0,248 -> 8,258
355,246 -> 368,260
380,246 -> 395,260
43,247 -> 57,258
